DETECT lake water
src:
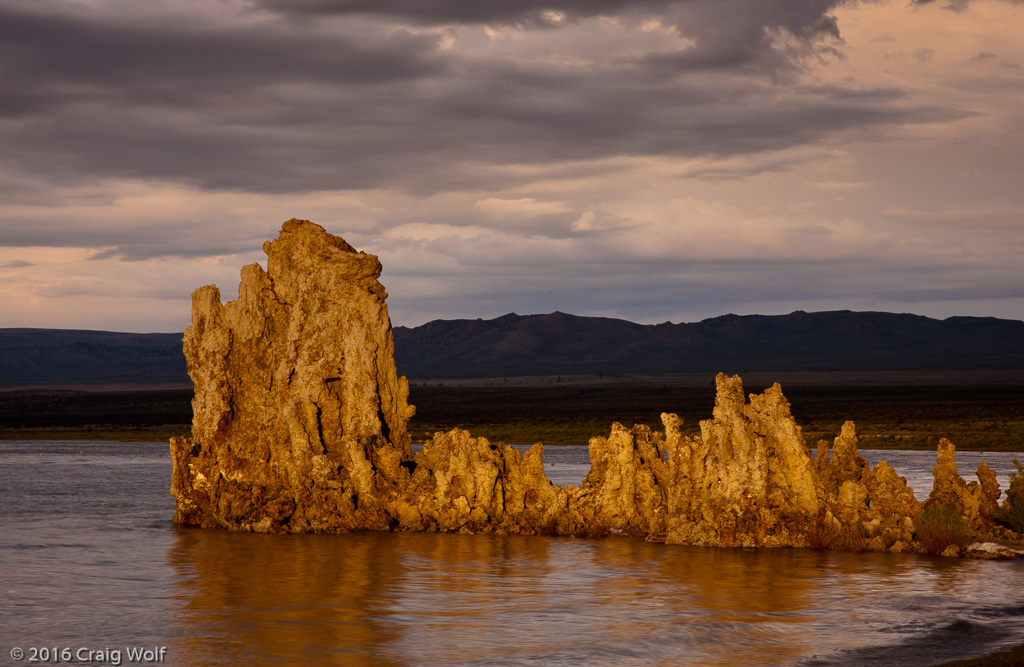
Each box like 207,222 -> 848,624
2,441 -> 1024,666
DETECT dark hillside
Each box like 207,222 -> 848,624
0,329 -> 188,386
2,309 -> 1023,386
393,310 -> 1024,377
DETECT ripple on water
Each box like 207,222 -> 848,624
2,441 -> 1024,666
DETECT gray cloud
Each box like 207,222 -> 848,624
1,0 -> 1022,329
0,9 -> 441,105
381,248 -> 1024,326
0,206 -> 280,261
250,0 -> 653,25
0,1 -> 966,200
253,0 -> 848,73
911,0 -> 973,10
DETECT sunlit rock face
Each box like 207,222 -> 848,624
171,219 -> 415,532
170,220 -> 1021,558
170,220 -> 566,536
660,375 -> 821,548
810,422 -> 921,551
927,438 -> 1002,528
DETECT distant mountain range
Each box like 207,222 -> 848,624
393,310 -> 1024,377
0,329 -> 188,387
2,310 -> 1023,387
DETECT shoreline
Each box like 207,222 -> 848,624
0,428 -> 190,441
937,643 -> 1024,666
407,369 -> 1024,388
2,378 -> 1023,451
2,426 -> 1023,454
1,427 -> 1023,453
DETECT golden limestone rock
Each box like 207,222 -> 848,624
171,219 -> 415,532
811,422 -> 920,549
399,429 -> 564,534
662,375 -> 819,548
170,220 -> 1022,558
571,422 -> 668,538
171,220 -> 565,536
925,439 -> 1002,528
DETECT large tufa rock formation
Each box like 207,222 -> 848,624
171,220 -> 564,535
171,219 -> 416,532
926,438 -> 1002,527
662,378 -> 820,547
171,220 -> 1023,557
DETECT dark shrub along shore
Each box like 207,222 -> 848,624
2,377 -> 1024,451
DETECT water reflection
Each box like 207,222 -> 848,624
168,529 -> 410,665
8,442 -> 1023,667
167,528 -> 1024,666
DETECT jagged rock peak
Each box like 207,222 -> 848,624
171,219 -> 414,531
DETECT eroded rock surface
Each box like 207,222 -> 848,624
171,219 -> 415,532
658,377 -> 819,548
926,438 -> 1003,528
171,220 -> 1023,557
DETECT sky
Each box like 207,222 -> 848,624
1,0 -> 1023,333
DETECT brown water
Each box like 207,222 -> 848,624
2,441 -> 1024,666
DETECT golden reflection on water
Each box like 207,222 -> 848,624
166,529 -> 1000,666
168,529 -> 407,665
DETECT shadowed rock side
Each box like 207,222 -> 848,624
170,220 -> 1024,557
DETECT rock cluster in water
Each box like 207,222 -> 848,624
170,220 -> 1023,557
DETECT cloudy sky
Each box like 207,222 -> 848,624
2,0 -> 1023,332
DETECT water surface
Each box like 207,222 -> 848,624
2,441 -> 1023,666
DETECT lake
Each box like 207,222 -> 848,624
2,441 -> 1023,666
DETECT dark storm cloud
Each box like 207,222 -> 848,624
0,7 -> 443,115
0,0 -> 967,201
251,0 -> 842,36
0,5 -> 445,192
251,0 -> 680,25
254,0 -> 847,72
